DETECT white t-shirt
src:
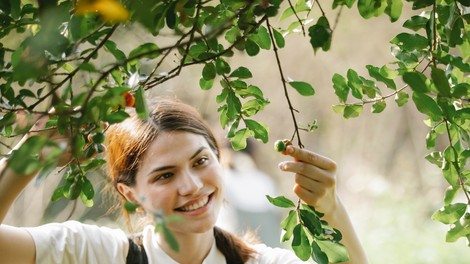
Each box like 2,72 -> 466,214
23,221 -> 305,264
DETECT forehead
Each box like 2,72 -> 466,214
142,131 -> 211,162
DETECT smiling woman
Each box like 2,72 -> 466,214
0,97 -> 367,264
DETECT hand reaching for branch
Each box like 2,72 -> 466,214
278,145 -> 338,215
277,145 -> 368,263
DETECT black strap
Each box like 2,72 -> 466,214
126,237 -> 149,264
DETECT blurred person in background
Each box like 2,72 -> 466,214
217,138 -> 282,248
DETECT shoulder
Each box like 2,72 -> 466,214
23,220 -> 130,263
25,220 -> 127,240
248,243 -> 307,264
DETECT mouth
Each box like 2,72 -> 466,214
175,194 -> 212,212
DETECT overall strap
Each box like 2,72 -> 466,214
126,234 -> 149,264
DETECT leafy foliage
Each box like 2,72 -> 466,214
0,0 -> 468,260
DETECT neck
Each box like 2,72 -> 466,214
158,228 -> 214,264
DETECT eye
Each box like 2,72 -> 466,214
194,156 -> 208,167
154,172 -> 174,182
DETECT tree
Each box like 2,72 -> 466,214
0,0 -> 468,262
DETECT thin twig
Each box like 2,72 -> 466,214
266,17 -> 304,148
287,0 -> 306,36
30,25 -> 118,110
312,0 -> 326,16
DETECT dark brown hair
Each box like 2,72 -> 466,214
105,97 -> 256,262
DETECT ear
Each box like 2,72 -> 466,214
117,183 -> 139,204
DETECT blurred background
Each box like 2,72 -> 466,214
4,2 -> 470,263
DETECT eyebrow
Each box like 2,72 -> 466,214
146,146 -> 208,177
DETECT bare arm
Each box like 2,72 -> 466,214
278,145 -> 368,264
0,135 -> 38,264
0,113 -> 70,264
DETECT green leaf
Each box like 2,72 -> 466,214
134,86 -> 149,121
80,192 -> 94,207
226,92 -> 242,120
292,225 -> 311,261
251,26 -> 271,50
431,67 -> 451,97
299,209 -> 322,236
215,58 -> 231,75
333,0 -> 355,8
199,78 -> 214,90
426,130 -> 437,149
343,104 -> 363,119
394,91 -> 409,107
311,242 -> 329,264
230,128 -> 253,151
229,67 -> 253,79
266,195 -> 296,208
104,110 -> 130,124
432,203 -> 467,224
0,112 -> 16,127
280,210 -> 297,242
7,136 -> 47,175
412,92 -> 443,121
403,72 -> 429,93
452,83 -> 470,98
272,28 -> 285,48
308,16 -> 332,52
390,33 -> 429,51
403,15 -> 429,31
444,186 -> 460,206
316,239 -> 350,263
358,0 -> 386,18
288,81 -> 315,96
384,0 -> 402,22
366,65 -> 396,90
128,43 -> 160,60
81,177 -> 95,200
245,39 -> 260,56
412,0 -> 434,9
104,40 -> 127,62
202,62 -> 216,80
51,186 -> 65,202
446,222 -> 470,242
332,74 -> 349,103
442,159 -> 459,186
79,62 -> 97,72
371,100 -> 386,113
245,119 -> 269,143
346,69 -> 364,99
157,222 -> 180,252
124,201 -> 139,213
425,151 -> 443,167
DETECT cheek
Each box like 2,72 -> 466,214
136,185 -> 175,214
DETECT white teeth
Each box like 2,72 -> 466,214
180,196 -> 209,212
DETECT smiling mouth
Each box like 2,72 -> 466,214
176,195 -> 211,212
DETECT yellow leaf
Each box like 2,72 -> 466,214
94,0 -> 129,22
75,0 -> 97,15
75,0 -> 129,23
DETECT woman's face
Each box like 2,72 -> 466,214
131,131 -> 224,234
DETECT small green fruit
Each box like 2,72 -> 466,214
274,139 -> 292,153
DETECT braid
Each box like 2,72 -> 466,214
213,226 -> 257,264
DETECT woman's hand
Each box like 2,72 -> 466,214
278,145 -> 338,215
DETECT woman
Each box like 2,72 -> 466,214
0,97 -> 367,263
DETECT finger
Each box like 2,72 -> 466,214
285,146 -> 337,171
293,183 -> 325,206
279,161 -> 335,186
294,170 -> 335,190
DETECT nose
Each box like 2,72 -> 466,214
178,170 -> 203,196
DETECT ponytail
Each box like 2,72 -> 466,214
213,226 -> 257,264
